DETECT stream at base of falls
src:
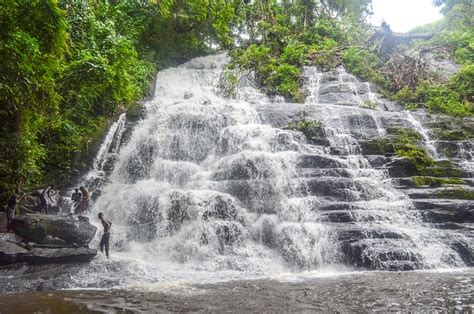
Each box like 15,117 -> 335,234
0,269 -> 473,312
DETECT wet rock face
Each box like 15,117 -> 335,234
12,214 -> 97,246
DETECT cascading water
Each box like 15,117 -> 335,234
85,112 -> 127,191
404,111 -> 440,158
75,54 -> 470,288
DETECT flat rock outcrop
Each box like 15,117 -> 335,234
0,241 -> 28,264
12,214 -> 97,246
23,247 -> 97,264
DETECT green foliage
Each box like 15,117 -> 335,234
391,1 -> 474,116
395,68 -> 474,116
281,42 -> 308,66
264,63 -> 303,101
288,117 -> 326,141
1,0 -> 242,202
229,1 -> 373,101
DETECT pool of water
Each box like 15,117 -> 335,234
1,269 -> 472,312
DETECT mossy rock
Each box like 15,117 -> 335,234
437,141 -> 460,158
421,167 -> 462,178
434,129 -> 473,141
410,176 -> 465,187
436,188 -> 474,200
386,127 -> 421,140
359,138 -> 394,155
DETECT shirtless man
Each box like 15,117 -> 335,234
98,212 -> 112,259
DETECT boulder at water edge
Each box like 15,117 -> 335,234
0,241 -> 28,265
12,214 -> 97,246
22,247 -> 97,264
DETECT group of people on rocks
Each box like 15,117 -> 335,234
4,185 -> 92,231
71,186 -> 91,215
3,185 -> 111,259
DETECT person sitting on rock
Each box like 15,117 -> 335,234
75,186 -> 90,215
98,212 -> 112,259
71,188 -> 82,210
6,188 -> 24,232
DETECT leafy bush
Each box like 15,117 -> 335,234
264,63 -> 302,101
281,42 -> 308,66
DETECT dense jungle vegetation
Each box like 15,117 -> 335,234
0,0 -> 472,203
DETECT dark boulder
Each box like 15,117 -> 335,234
22,247 -> 97,264
12,214 -> 97,246
0,241 -> 28,265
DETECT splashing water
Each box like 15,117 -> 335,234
75,54 -> 470,288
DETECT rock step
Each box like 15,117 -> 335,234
334,226 -> 407,242
22,247 -> 97,265
392,177 -> 473,188
319,210 -> 392,223
297,154 -> 350,169
318,200 -> 410,212
296,168 -> 380,178
305,177 -> 386,201
328,145 -> 361,156
386,158 -> 472,178
405,186 -> 474,200
425,222 -> 474,230
0,242 -> 28,265
412,198 -> 473,210
419,209 -> 473,224
317,207 -> 472,224
344,239 -> 423,270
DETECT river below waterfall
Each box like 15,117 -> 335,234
1,269 -> 473,312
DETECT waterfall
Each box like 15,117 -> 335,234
77,54 -> 470,287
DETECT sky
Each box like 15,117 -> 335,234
370,0 -> 443,33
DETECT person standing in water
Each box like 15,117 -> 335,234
98,212 -> 112,259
